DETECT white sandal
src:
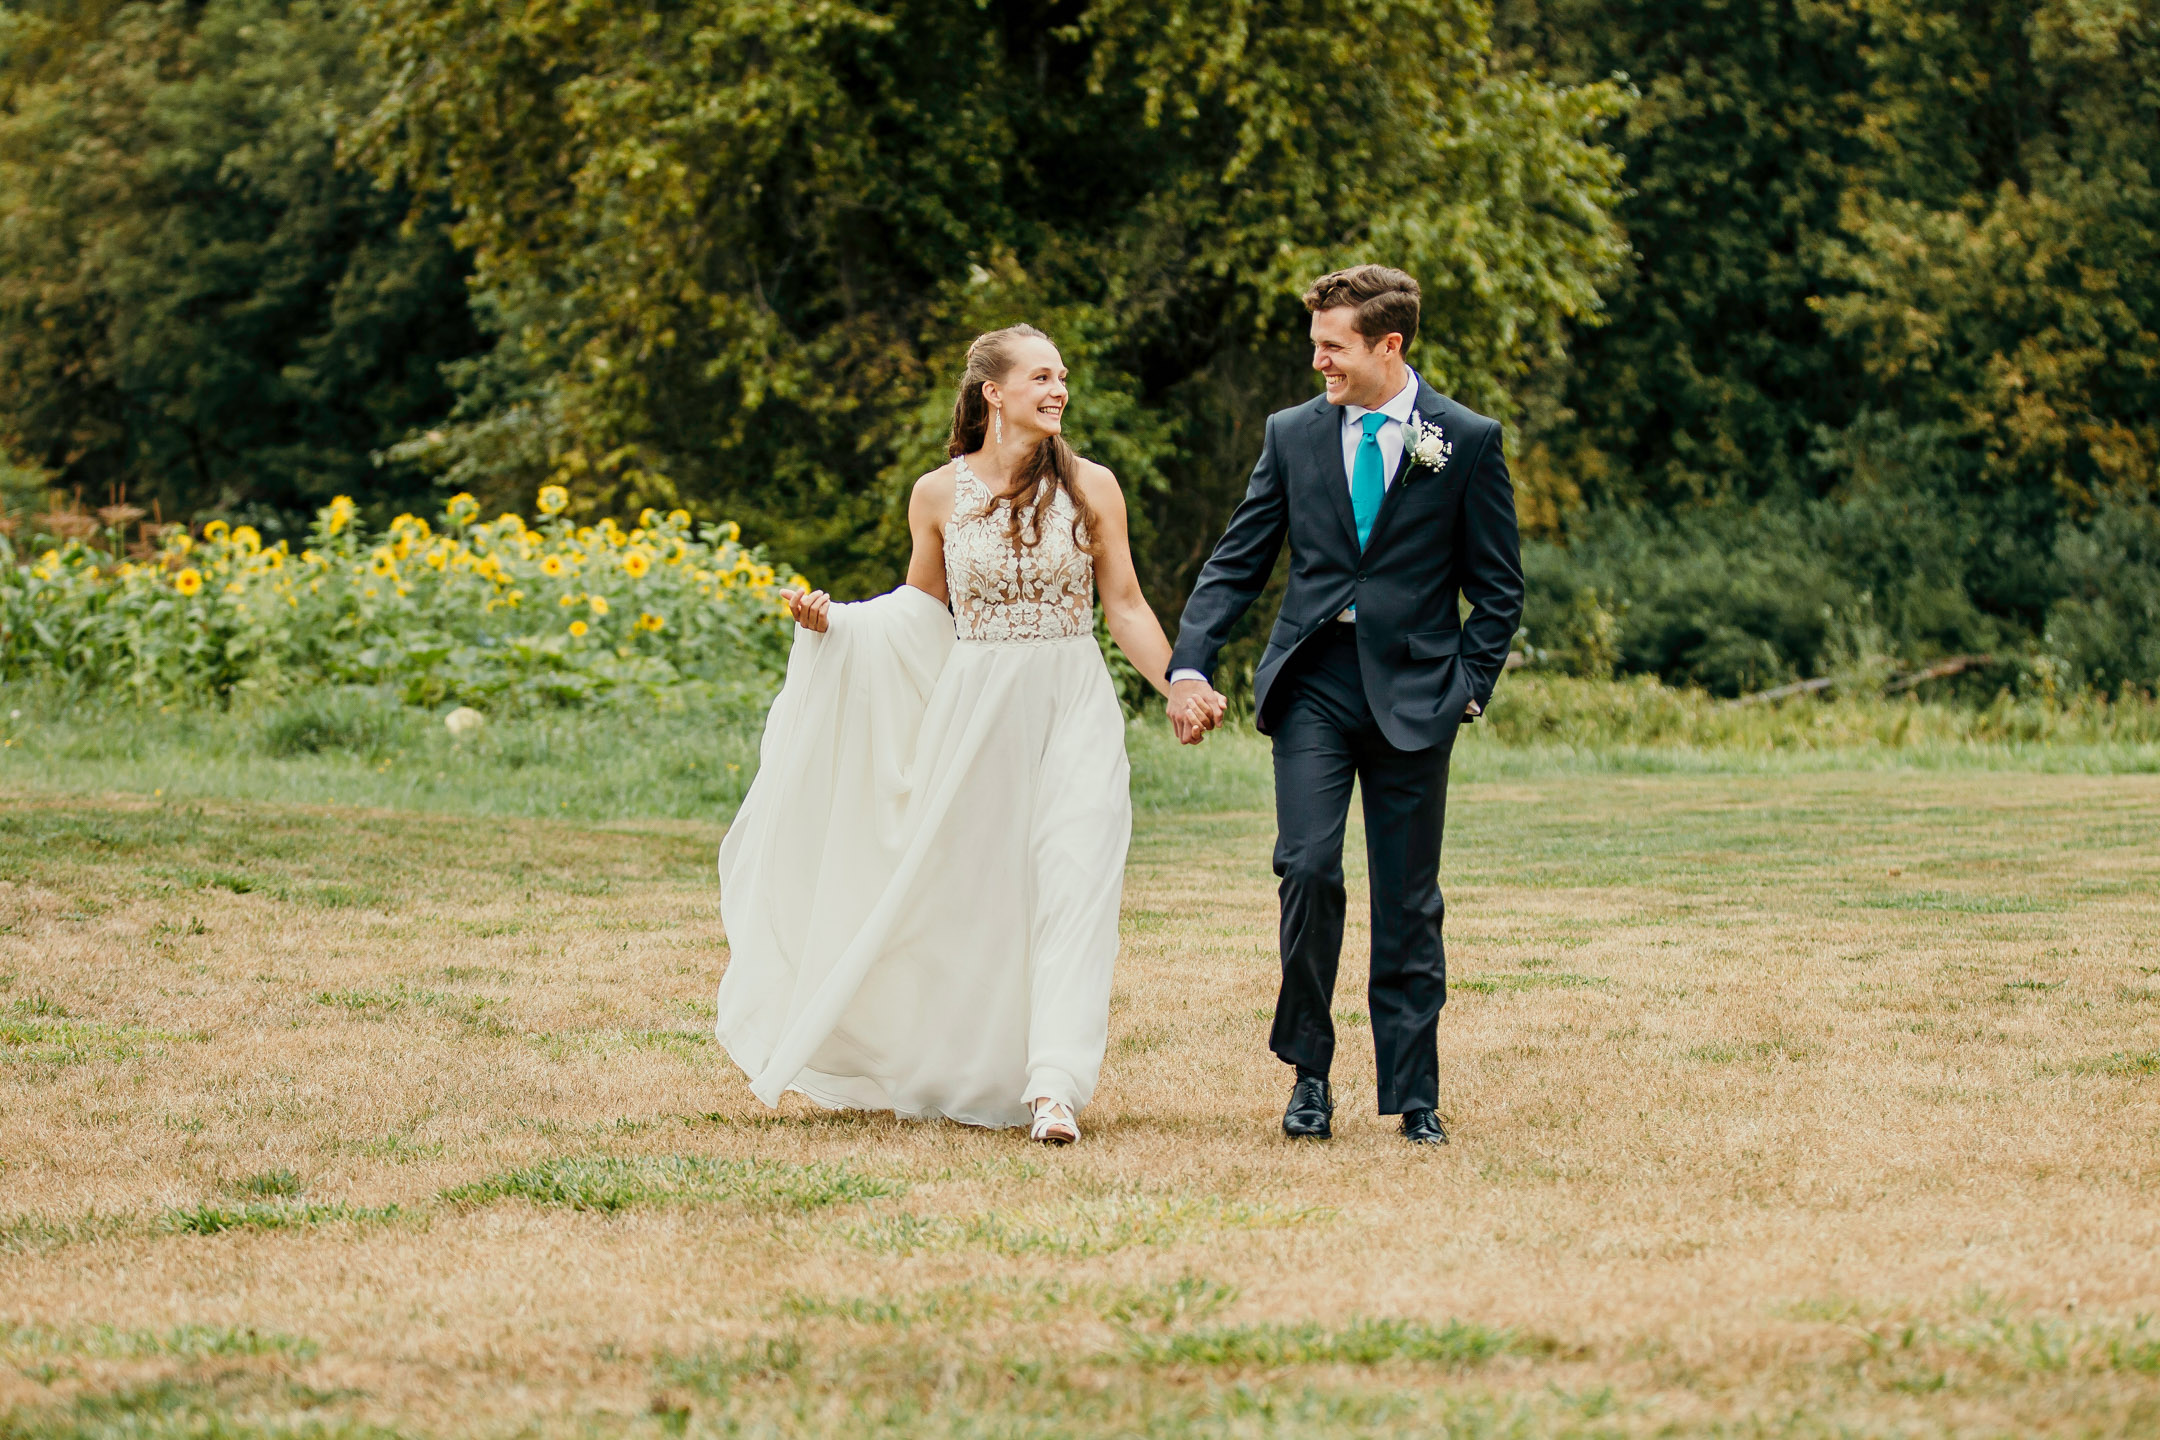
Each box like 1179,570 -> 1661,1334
1029,1097 -> 1079,1145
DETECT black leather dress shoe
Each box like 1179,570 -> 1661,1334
1283,1077 -> 1333,1139
1399,1108 -> 1448,1145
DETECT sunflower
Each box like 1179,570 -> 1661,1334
638,611 -> 666,632
622,551 -> 651,579
537,484 -> 569,515
588,595 -> 610,617
231,525 -> 261,554
446,493 -> 481,524
370,549 -> 397,577
568,620 -> 588,637
202,520 -> 230,542
541,554 -> 566,578
325,496 -> 357,536
174,568 -> 203,596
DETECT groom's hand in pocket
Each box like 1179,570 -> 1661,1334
780,588 -> 830,633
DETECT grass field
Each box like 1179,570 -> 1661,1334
3,703 -> 2159,1436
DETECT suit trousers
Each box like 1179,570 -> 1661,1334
1267,623 -> 1452,1113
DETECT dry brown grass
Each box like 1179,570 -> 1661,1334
2,772 -> 2157,1437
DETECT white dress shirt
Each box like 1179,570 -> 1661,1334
1340,369 -> 1422,498
1169,370 -> 1421,687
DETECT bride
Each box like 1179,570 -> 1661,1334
715,324 -> 1224,1144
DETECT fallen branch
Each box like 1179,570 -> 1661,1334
1730,654 -> 2000,706
1730,676 -> 1836,706
1883,654 -> 1995,693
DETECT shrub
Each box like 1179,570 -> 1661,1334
1525,496 -> 2018,695
2047,501 -> 2160,695
0,491 -> 806,709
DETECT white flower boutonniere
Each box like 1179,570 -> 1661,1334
1406,418 -> 1453,474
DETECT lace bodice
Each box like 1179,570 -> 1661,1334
943,456 -> 1095,643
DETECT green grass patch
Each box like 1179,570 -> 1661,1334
231,1169 -> 305,1199
654,1337 -> 806,1396
843,1193 -> 1325,1258
1103,1276 -> 1243,1329
1118,1315 -> 1547,1369
1852,891 -> 2059,913
12,675 -> 2160,834
1685,1036 -> 1819,1065
777,1276 -> 1242,1333
313,986 -> 416,1015
0,1015 -> 181,1065
0,1211 -> 137,1255
158,1200 -> 406,1236
438,1155 -> 902,1214
2068,1049 -> 2160,1077
1453,972 -> 1609,998
616,1028 -> 713,1058
0,1375 -> 385,1440
0,1323 -> 320,1362
1844,1312 -> 2160,1379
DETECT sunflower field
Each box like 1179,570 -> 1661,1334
0,487 -> 807,709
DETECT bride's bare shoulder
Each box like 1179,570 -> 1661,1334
911,462 -> 958,521
1072,457 -> 1125,508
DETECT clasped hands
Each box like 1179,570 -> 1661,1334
1167,677 -> 1228,746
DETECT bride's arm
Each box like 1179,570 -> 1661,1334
783,466 -> 954,631
1079,463 -> 1204,710
902,466 -> 953,607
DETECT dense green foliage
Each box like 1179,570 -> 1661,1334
352,0 -> 1630,613
0,0 -> 479,531
1502,0 -> 2160,692
5,0 -> 2158,702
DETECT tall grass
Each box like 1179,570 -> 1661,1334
7,672 -> 2157,826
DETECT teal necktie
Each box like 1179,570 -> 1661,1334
1351,411 -> 1388,551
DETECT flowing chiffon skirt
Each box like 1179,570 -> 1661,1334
715,585 -> 1131,1130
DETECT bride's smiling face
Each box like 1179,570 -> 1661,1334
985,338 -> 1069,439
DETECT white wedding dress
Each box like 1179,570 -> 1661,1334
715,458 -> 1131,1129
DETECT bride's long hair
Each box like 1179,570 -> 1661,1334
946,324 -> 1099,555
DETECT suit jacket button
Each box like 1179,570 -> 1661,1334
1356,572 -> 1368,583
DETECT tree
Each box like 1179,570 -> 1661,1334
1503,0 -> 2160,688
356,0 -> 1632,603
1493,0 -> 1875,511
0,0 -> 481,531
1818,0 -> 2160,637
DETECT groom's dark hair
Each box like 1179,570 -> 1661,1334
1303,265 -> 1420,351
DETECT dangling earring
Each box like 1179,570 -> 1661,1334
994,406 -> 1003,445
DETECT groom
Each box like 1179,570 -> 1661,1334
1166,265 -> 1523,1145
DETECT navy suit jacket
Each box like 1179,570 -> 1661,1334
1167,378 -> 1524,753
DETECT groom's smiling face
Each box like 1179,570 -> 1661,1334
1310,306 -> 1405,410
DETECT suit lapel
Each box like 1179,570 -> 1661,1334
1364,381 -> 1449,556
1302,398 -> 1362,555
